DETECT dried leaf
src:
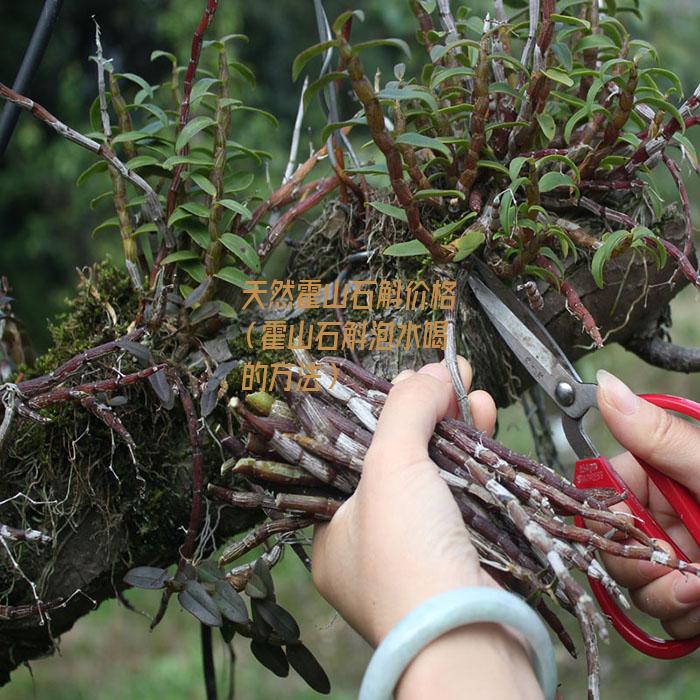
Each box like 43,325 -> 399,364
250,640 -> 289,677
286,643 -> 331,694
251,598 -> 273,638
179,580 -> 223,627
123,566 -> 171,590
148,369 -> 175,410
197,559 -> 225,583
213,580 -> 249,624
255,600 -> 300,644
253,558 -> 275,599
220,623 -> 236,644
116,340 -> 152,366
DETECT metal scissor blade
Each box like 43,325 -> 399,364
468,271 -> 597,422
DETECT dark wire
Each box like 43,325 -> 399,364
0,0 -> 64,160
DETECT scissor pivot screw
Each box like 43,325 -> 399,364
555,381 -> 575,406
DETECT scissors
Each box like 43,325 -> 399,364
468,261 -> 700,659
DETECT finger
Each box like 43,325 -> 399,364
392,369 -> 416,384
661,602 -> 700,639
599,539 -> 675,589
597,370 -> 700,491
628,567 -> 700,622
365,365 -> 458,476
468,389 -> 497,435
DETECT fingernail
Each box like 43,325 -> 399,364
673,575 -> 700,605
597,369 -> 639,416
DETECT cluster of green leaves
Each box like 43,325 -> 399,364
290,0 -> 691,286
124,557 -> 330,694
81,33 -> 277,314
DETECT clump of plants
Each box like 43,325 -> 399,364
1,1 -> 700,698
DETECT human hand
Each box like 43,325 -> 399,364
311,358 -> 545,699
597,370 -> 700,638
311,356 -> 497,646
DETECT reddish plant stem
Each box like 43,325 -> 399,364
663,154 -> 695,270
29,365 -> 165,409
152,374 -> 205,629
536,255 -> 604,347
242,127 -> 351,236
256,175 -> 340,259
337,34 -> 450,261
457,35 -> 490,196
17,329 -> 145,397
165,0 -> 219,222
0,599 -> 64,621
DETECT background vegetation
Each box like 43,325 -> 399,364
1,0 -> 699,698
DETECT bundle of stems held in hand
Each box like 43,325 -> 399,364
208,349 -> 700,700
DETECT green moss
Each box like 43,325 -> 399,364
32,260 -> 139,377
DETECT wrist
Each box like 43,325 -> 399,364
397,622 -> 543,700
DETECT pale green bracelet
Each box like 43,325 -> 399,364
358,587 -> 557,700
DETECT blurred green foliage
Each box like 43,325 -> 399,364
2,1 -> 700,699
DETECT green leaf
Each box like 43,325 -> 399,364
332,10 -> 364,34
564,106 -> 589,143
352,38 -> 410,58
116,72 -> 153,97
175,116 -> 216,152
168,207 -> 192,228
162,154 -> 214,170
538,171 -> 579,194
476,160 -> 509,176
126,155 -> 162,170
430,66 -> 475,90
218,199 -> 252,220
132,222 -> 158,237
383,240 -> 429,257
220,233 -> 260,273
591,230 -> 630,287
541,68 -> 575,88
453,231 -> 485,262
432,213 -> 476,241
161,250 -> 201,265
368,201 -> 407,222
76,161 -> 108,187
180,260 -> 206,283
292,40 -> 337,81
499,189 -> 516,234
185,227 -> 210,250
304,71 -> 347,109
92,217 -> 120,236
150,50 -> 176,65
636,96 -> 686,134
535,113 -> 556,141
190,173 -> 216,198
535,154 -> 581,182
551,13 -> 591,30
229,61 -> 257,85
377,86 -> 438,113
575,34 -> 616,52
231,105 -> 279,127
395,132 -> 451,159
180,202 -> 211,219
509,157 -> 530,182
215,266 -> 250,288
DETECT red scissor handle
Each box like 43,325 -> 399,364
574,393 -> 700,659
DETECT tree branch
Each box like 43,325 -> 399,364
624,335 -> 700,373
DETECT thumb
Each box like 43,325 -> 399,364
597,369 -> 700,491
